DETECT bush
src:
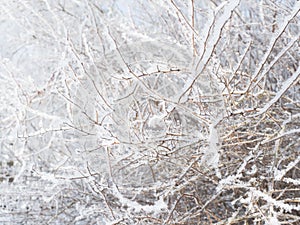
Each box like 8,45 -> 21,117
0,0 -> 299,224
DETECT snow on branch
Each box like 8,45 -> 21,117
254,64 -> 300,116
274,155 -> 300,181
246,1 -> 300,93
178,0 -> 241,102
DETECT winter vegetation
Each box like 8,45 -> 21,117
0,0 -> 299,224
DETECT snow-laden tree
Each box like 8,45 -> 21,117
0,0 -> 299,224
